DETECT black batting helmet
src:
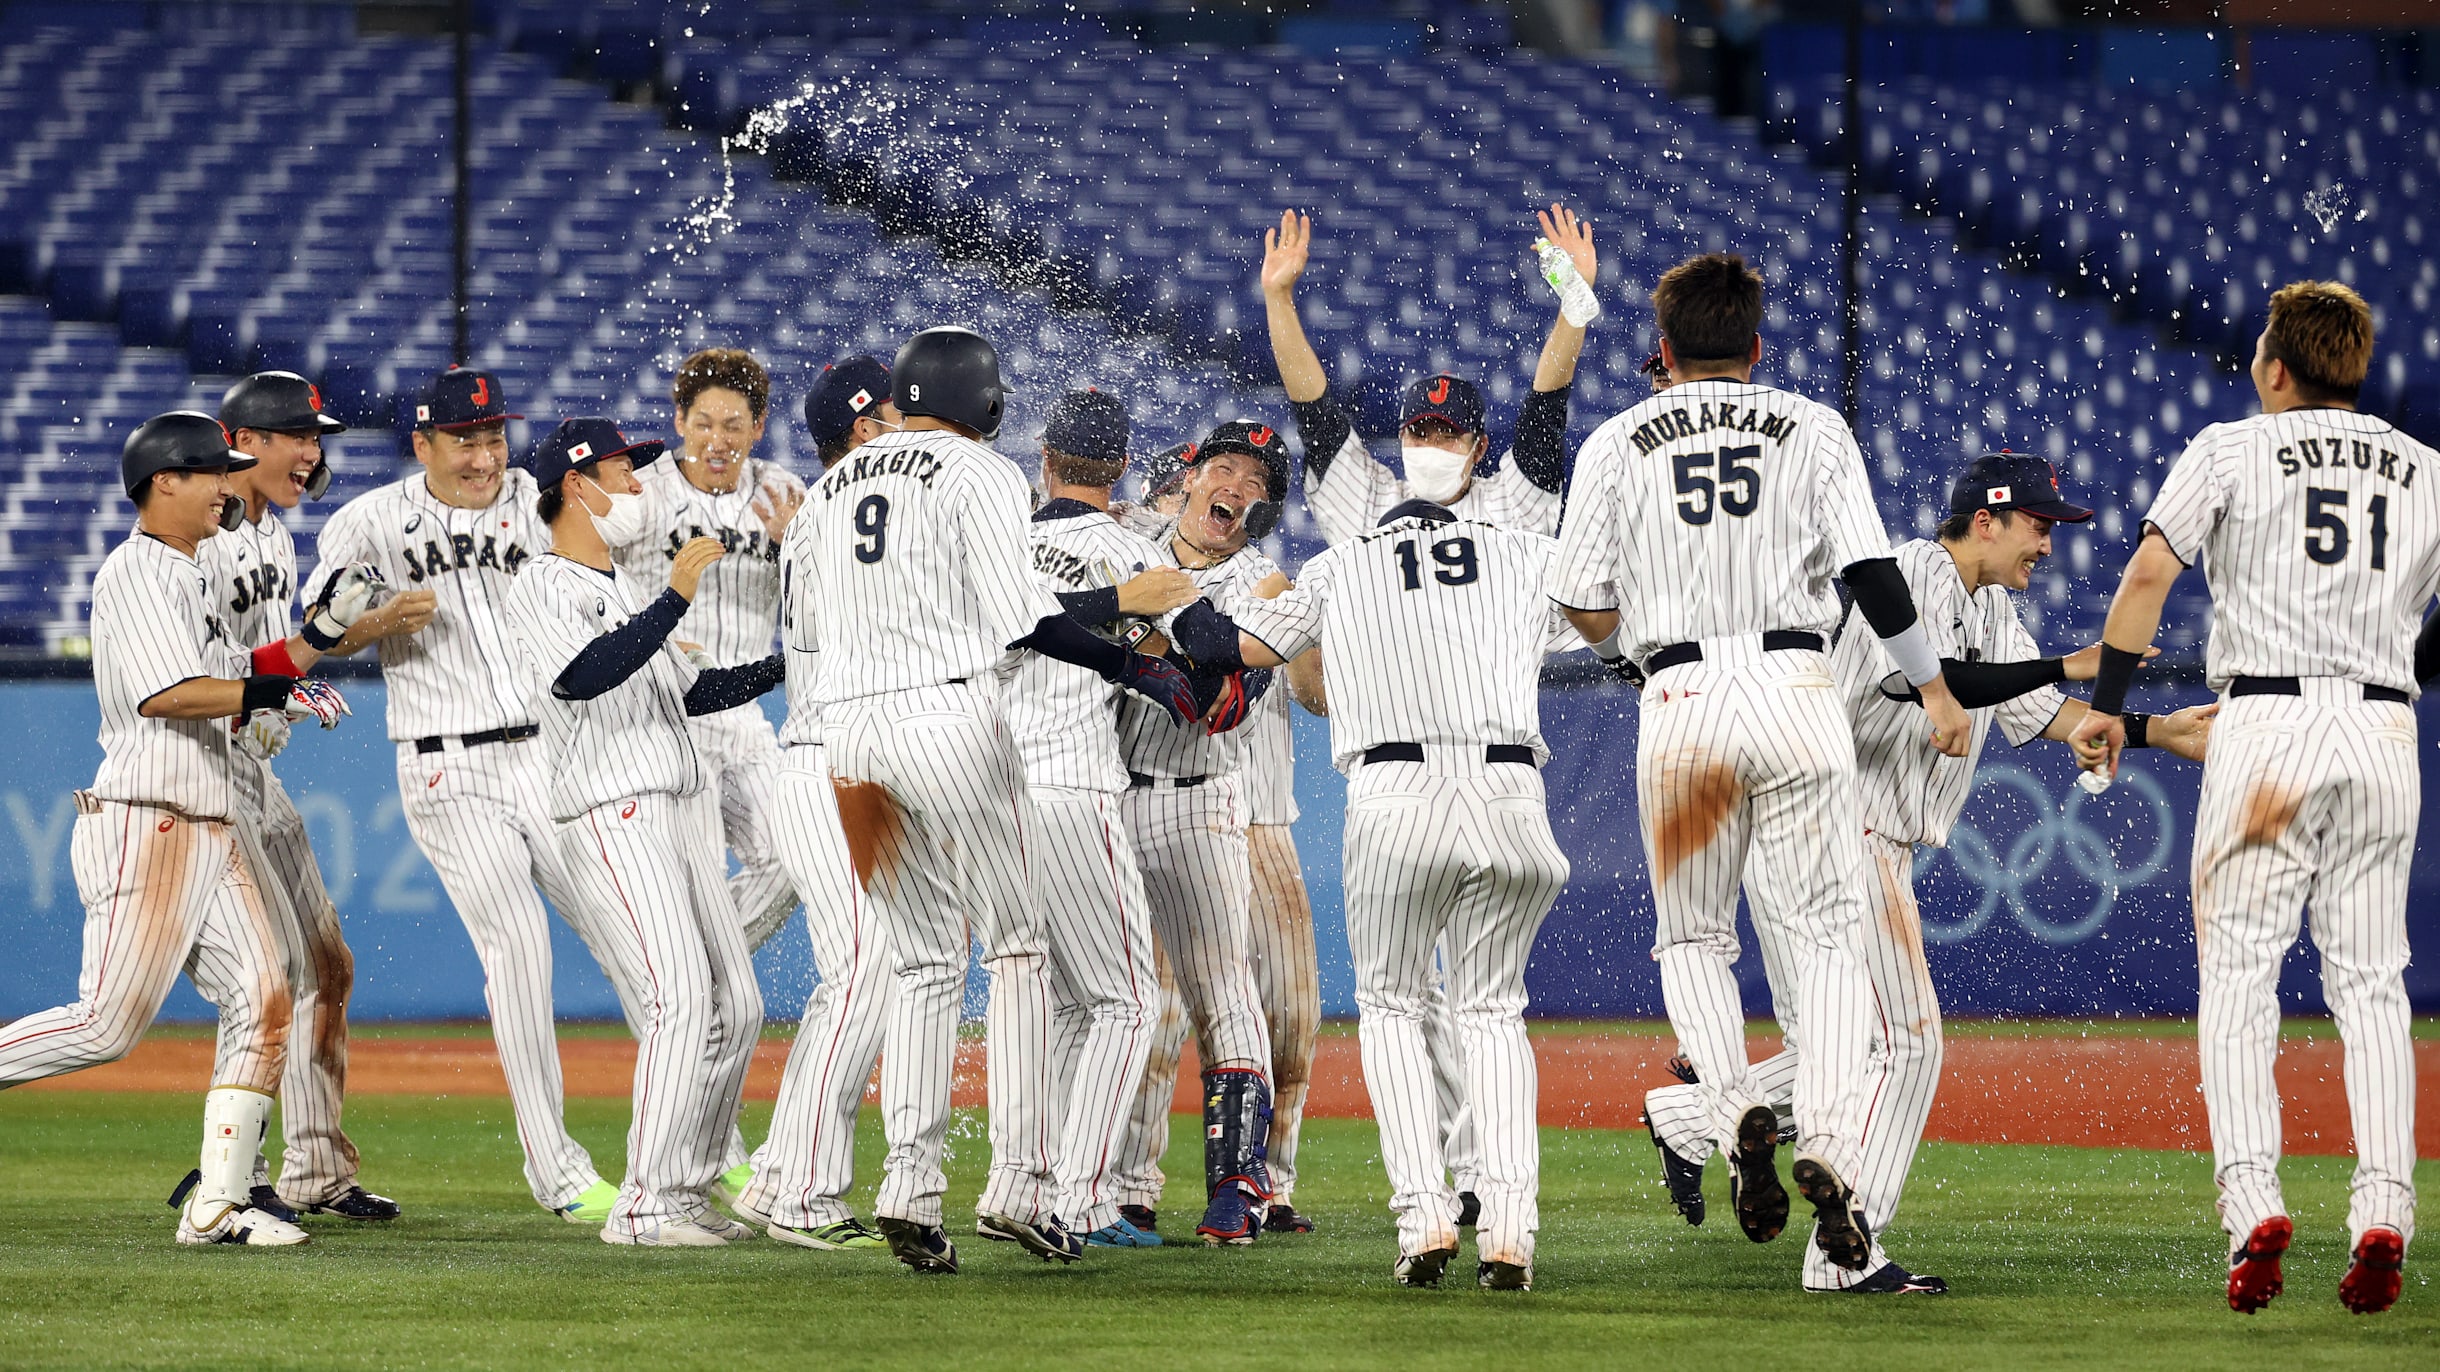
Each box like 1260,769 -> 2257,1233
121,411 -> 254,501
892,327 -> 1013,439
1190,419 -> 1291,503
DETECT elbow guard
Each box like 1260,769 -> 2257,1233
1842,557 -> 1939,687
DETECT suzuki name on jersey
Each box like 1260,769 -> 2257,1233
2274,435 -> 2419,487
1628,400 -> 1795,455
819,444 -> 945,498
400,530 -> 530,582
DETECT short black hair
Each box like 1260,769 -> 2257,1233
1937,507 -> 2016,542
1653,253 -> 1765,364
817,432 -> 855,469
535,463 -> 595,525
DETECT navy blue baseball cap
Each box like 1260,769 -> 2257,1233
1042,387 -> 1129,466
413,365 -> 522,431
804,355 -> 893,446
1399,373 -> 1486,435
1950,452 -> 2092,523
529,418 -> 665,494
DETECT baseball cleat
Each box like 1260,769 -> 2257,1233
878,1217 -> 960,1274
1727,1104 -> 1790,1244
978,1212 -> 1084,1264
1840,1262 -> 1948,1295
1393,1245 -> 1458,1288
726,1191 -> 773,1228
177,1202 -> 312,1247
768,1217 -> 887,1250
1644,1100 -> 1705,1226
1664,1053 -> 1699,1085
1086,1216 -> 1163,1248
557,1180 -> 618,1225
1196,1186 -> 1261,1247
1455,1190 -> 1481,1229
248,1184 -> 301,1224
974,1217 -> 1017,1242
1477,1260 -> 1533,1291
685,1207 -> 758,1242
2339,1226 -> 2405,1314
1263,1202 -> 1316,1234
599,1215 -> 733,1247
1790,1153 -> 1871,1272
2227,1215 -> 2292,1314
302,1186 -> 400,1221
1117,1204 -> 1158,1234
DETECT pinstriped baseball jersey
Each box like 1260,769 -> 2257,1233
1833,538 -> 2065,847
88,533 -> 247,820
1115,541 -> 1283,780
1007,503 -> 1160,794
1235,511 -> 1575,772
1549,380 -> 1891,663
608,458 -> 802,668
2144,409 -> 2440,694
1304,428 -> 1562,544
1237,687 -> 1298,824
199,510 -> 301,762
775,500 -> 825,749
503,553 -> 707,822
802,429 -> 1060,704
301,472 -> 545,740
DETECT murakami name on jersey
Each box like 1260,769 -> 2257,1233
1627,400 -> 1797,455
819,444 -> 945,497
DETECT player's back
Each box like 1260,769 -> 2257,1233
802,428 -> 1043,704
2148,410 -> 2440,693
1562,378 -> 1886,662
1007,503 -> 1150,792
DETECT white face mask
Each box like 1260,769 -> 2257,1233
581,475 -> 651,545
1401,443 -> 1473,506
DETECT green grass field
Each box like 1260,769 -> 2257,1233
0,1093 -> 2430,1370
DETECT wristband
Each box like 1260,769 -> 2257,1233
1879,619 -> 1942,688
2088,643 -> 2145,717
301,608 -> 347,651
240,674 -> 296,715
251,640 -> 302,677
2123,712 -> 2151,749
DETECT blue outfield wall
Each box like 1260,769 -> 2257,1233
2,679 -> 2435,1023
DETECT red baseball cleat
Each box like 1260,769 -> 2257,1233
2227,1216 -> 2292,1314
2338,1227 -> 2405,1315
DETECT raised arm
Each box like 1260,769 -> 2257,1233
1530,203 -> 1595,393
1261,210 -> 1328,404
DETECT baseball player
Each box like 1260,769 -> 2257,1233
506,418 -> 778,1246
1551,251 -> 1974,1282
1260,205 -> 1594,544
796,327 -> 1194,1273
1641,453 -> 2215,1293
1104,419 -> 1309,1247
605,348 -> 804,952
0,412 -> 377,1246
733,355 -> 904,1251
2068,281 -> 2431,1316
204,370 -> 415,1223
303,367 -> 635,1224
1000,387 -> 1210,1248
1233,496 -> 1580,1291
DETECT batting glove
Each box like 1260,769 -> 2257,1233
1116,653 -> 1198,727
282,680 -> 351,730
304,564 -> 390,649
231,710 -> 292,761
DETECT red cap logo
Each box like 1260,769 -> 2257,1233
306,383 -> 324,413
1247,426 -> 1274,449
470,376 -> 491,408
1427,377 -> 1450,405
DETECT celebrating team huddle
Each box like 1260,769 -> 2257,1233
1,203 -> 2425,1314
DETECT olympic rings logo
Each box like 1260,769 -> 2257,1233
1914,761 -> 2179,946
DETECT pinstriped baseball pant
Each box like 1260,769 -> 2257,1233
232,763 -> 365,1208
0,799 -> 290,1097
1035,785 -> 1157,1233
2191,686 -> 2419,1251
1345,755 -> 1568,1267
824,685 -> 1057,1228
690,708 -> 799,952
739,744 -> 893,1229
554,787 -> 764,1233
398,739 -> 642,1211
1639,645 -> 1874,1191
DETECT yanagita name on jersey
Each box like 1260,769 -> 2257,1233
819,444 -> 946,497
399,530 -> 532,582
2274,435 -> 2419,487
1627,400 -> 1797,455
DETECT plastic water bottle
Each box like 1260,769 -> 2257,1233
2075,769 -> 2113,796
1535,238 -> 1601,327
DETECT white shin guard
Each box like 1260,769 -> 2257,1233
193,1086 -> 275,1224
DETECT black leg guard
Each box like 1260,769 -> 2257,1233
1202,1067 -> 1275,1201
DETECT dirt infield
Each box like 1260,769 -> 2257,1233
23,1027 -> 2436,1157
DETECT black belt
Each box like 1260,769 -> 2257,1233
1643,630 -> 1823,676
2228,676 -> 2409,705
415,724 -> 540,754
1128,772 -> 1207,788
1363,743 -> 1538,767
